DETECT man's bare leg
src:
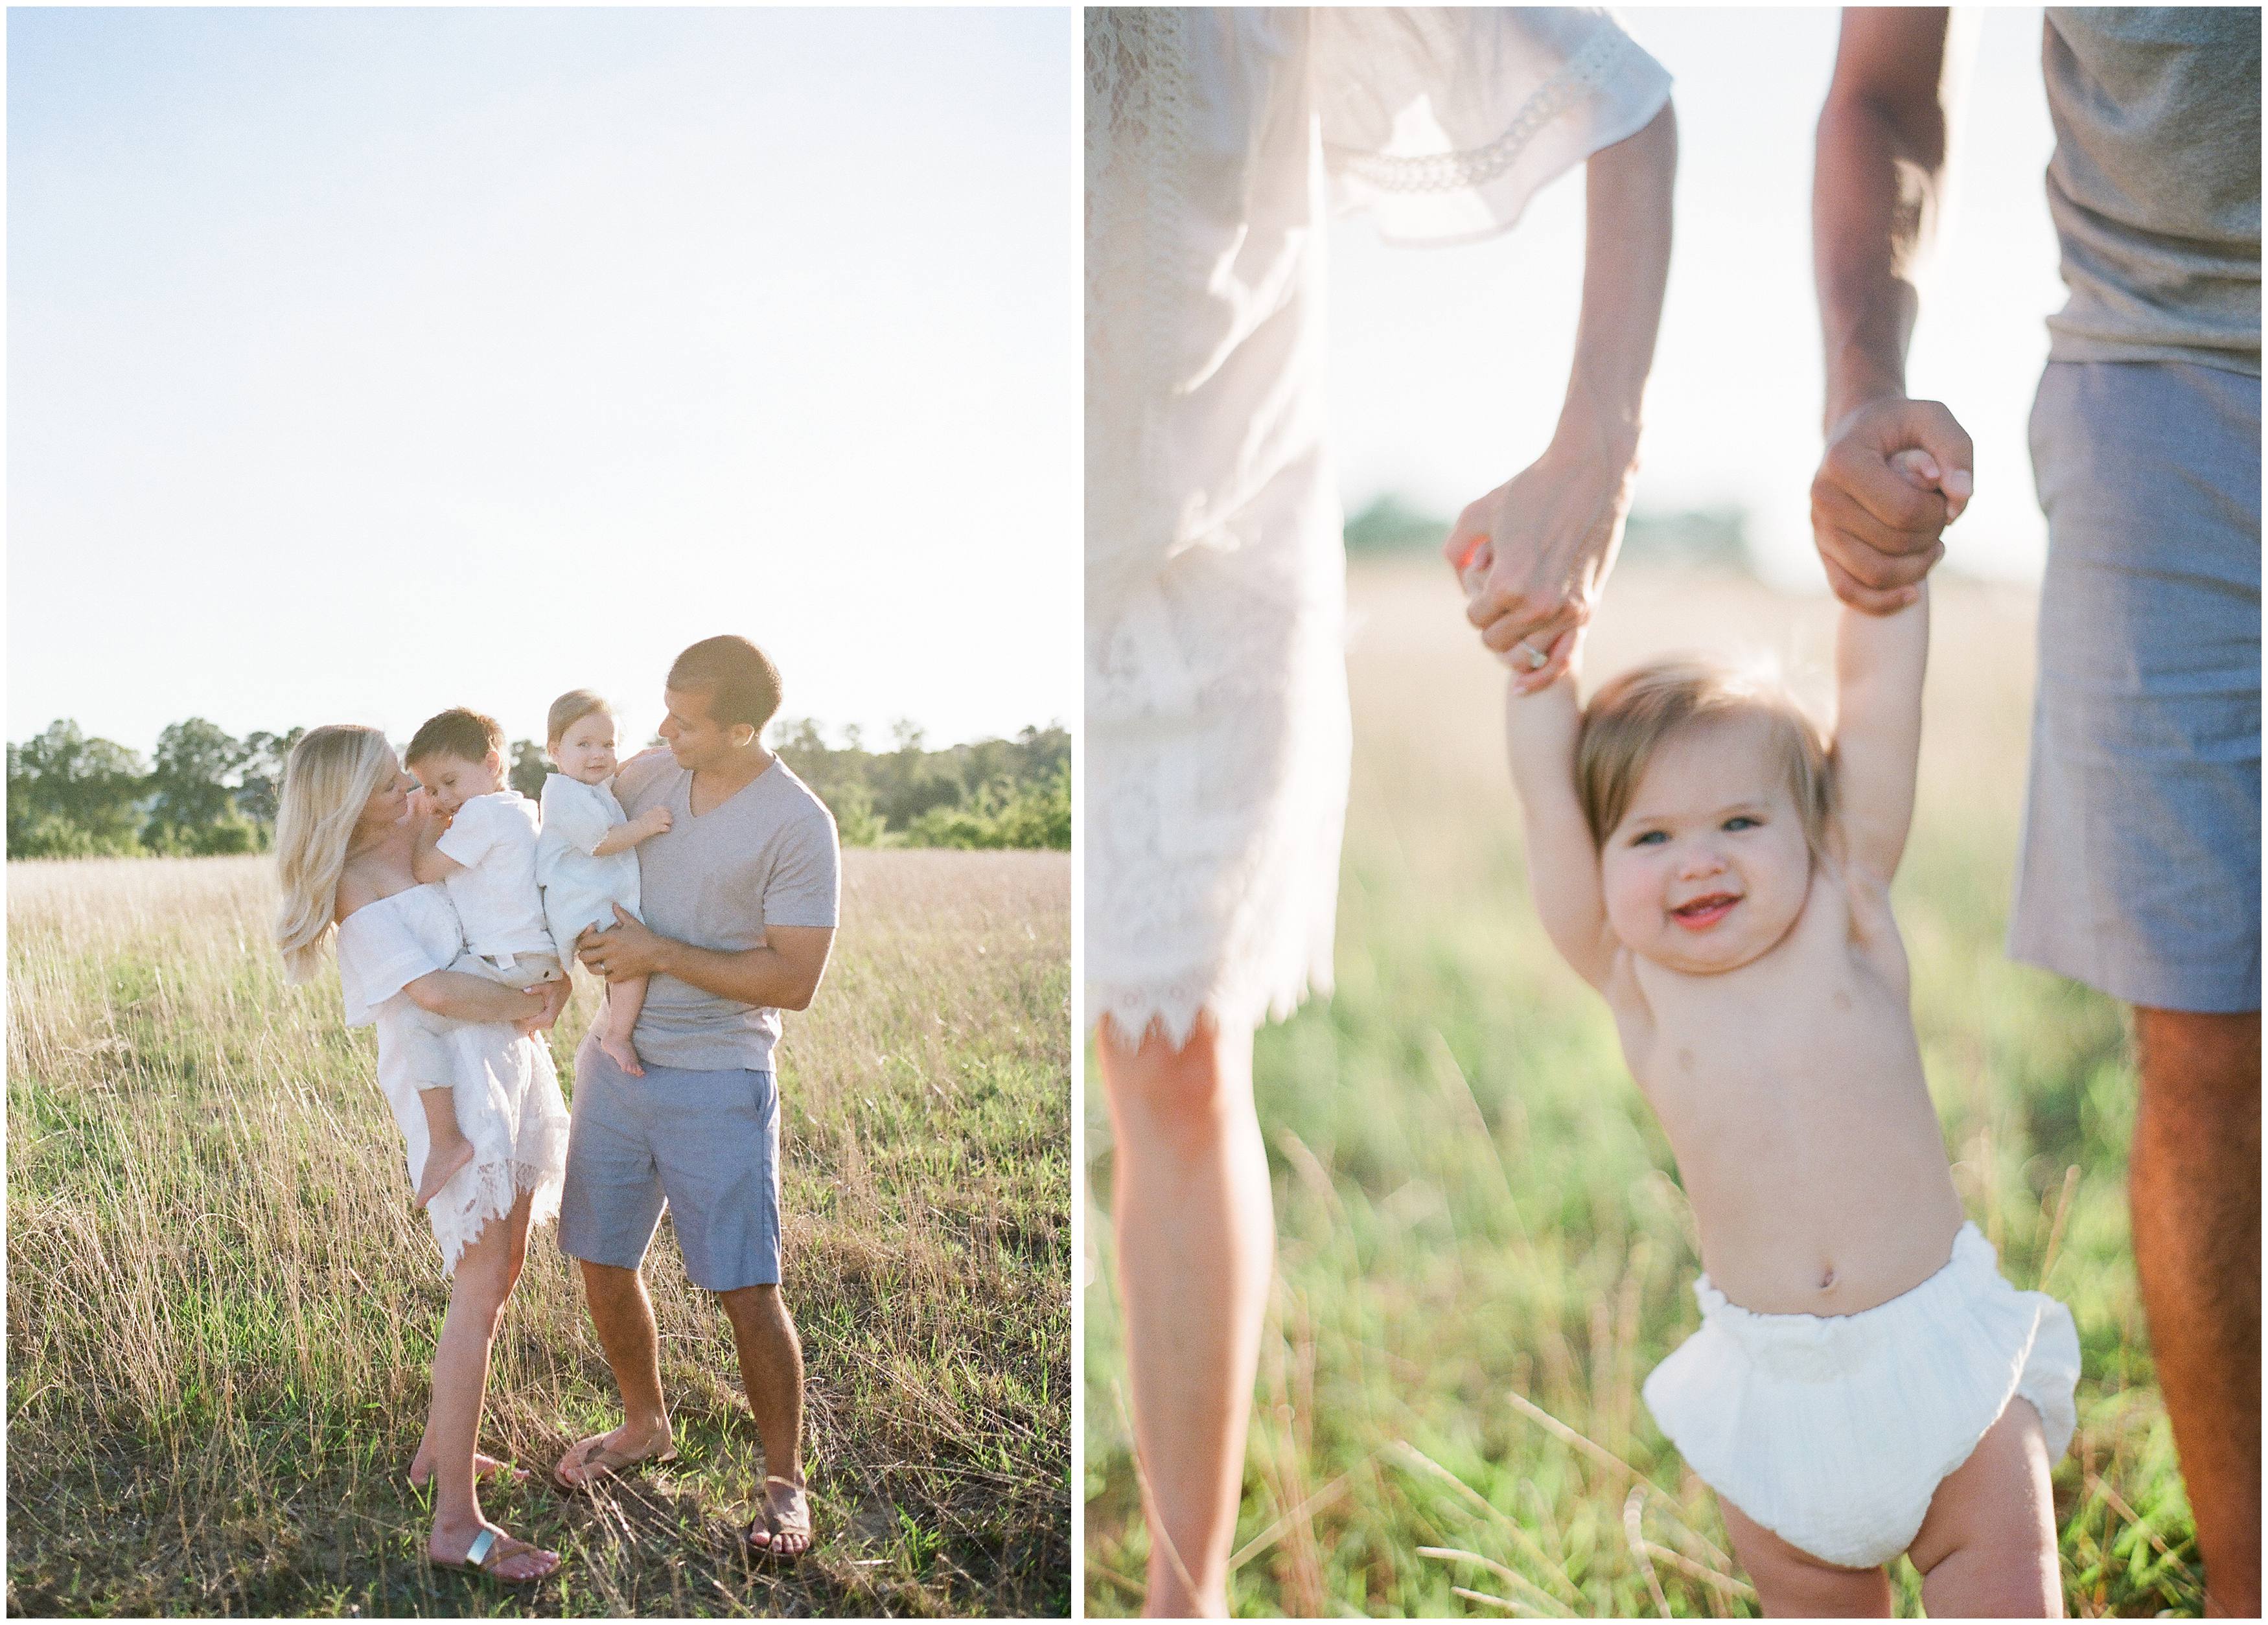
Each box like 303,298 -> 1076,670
1101,1017 -> 1273,1619
719,1284 -> 807,1555
557,1259 -> 676,1484
2131,1008 -> 2260,1617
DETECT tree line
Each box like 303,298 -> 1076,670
8,717 -> 1070,859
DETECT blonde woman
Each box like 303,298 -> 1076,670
274,724 -> 572,1585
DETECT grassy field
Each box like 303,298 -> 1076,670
8,847 -> 1070,1617
1085,559 -> 2198,1617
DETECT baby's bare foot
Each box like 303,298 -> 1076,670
416,1135 -> 476,1208
597,1029 -> 645,1078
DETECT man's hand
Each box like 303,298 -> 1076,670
579,906 -> 668,982
1444,441 -> 1632,695
1811,396 -> 1973,614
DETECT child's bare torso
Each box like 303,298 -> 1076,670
1601,862 -> 1964,1316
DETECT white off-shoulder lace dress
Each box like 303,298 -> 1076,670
335,883 -> 571,1273
1085,7 -> 1672,1044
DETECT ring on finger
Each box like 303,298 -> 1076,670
1514,639 -> 1549,671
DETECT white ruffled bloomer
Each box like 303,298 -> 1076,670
1642,1223 -> 2081,1570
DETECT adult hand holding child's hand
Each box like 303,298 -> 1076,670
1444,441 -> 1635,695
1812,397 -> 1973,614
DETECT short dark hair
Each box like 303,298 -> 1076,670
405,708 -> 505,768
667,636 -> 783,733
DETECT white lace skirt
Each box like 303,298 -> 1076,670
1086,505 -> 1350,1047
374,998 -> 572,1274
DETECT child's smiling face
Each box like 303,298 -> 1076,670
552,709 -> 619,787
1599,713 -> 1814,974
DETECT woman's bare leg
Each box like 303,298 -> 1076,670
1101,1016 -> 1273,1618
1908,1399 -> 2063,1617
1718,1497 -> 1893,1617
421,1190 -> 558,1582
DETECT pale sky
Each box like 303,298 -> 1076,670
1329,6 -> 2066,589
9,7 -> 1077,758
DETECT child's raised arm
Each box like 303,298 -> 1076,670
1505,671 -> 1617,988
1831,584 -> 1929,890
409,796 -> 465,884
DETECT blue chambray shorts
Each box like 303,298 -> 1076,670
2011,360 -> 2262,1013
557,1028 -> 782,1291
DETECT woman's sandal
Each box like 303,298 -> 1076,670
430,1527 -> 558,1585
744,1475 -> 814,1562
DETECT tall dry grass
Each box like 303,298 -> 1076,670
1086,560 -> 2195,1616
9,847 -> 1069,1617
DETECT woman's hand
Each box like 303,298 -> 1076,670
1444,437 -> 1635,694
515,976 -> 572,1036
1444,99 -> 1672,696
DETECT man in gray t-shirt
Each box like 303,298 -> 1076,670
552,636 -> 839,1560
1811,11 -> 2259,1613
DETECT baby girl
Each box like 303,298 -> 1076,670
404,707 -> 564,1206
1495,572 -> 2079,1613
534,690 -> 671,1077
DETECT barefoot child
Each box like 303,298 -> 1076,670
404,708 -> 565,1206
1491,558 -> 2080,1612
535,690 -> 672,1076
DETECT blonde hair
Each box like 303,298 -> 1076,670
273,725 -> 398,984
1577,657 -> 1833,851
546,689 -> 612,752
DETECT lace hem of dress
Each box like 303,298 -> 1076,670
1089,956 -> 1332,1051
432,1157 -> 564,1276
1326,26 -> 1635,195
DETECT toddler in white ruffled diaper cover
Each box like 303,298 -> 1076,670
1492,521 -> 2077,1608
535,690 -> 672,1078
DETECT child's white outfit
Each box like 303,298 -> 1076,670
535,772 -> 641,958
334,882 -> 570,1271
1641,1222 -> 2081,1569
435,789 -> 561,982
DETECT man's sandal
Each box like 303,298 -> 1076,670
745,1475 -> 814,1562
557,1436 -> 679,1489
430,1527 -> 557,1585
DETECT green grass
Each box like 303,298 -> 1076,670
1085,561 -> 2199,1617
9,847 -> 1070,1617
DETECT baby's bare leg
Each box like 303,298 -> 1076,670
597,975 -> 650,1078
415,1087 -> 475,1209
1907,1398 -> 2063,1617
1718,1497 -> 1893,1617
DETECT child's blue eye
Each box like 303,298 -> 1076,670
1630,830 -> 1668,847
1724,816 -> 1759,831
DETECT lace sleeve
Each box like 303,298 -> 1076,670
1317,6 -> 1672,246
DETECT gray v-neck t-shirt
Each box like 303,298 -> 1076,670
609,750 -> 840,1072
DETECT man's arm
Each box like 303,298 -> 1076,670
1812,8 -> 1973,614
1832,584 -> 1930,889
579,911 -> 835,1012
1505,673 -> 1617,988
